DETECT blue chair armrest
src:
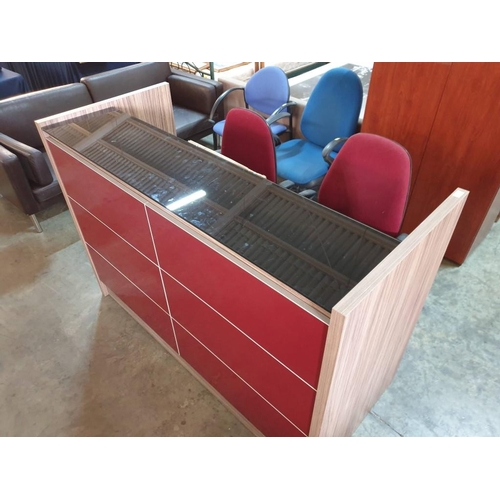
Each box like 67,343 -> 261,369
322,137 -> 349,165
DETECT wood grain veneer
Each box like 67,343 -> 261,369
362,62 -> 500,264
361,62 -> 451,196
401,63 -> 500,264
36,82 -> 176,134
310,188 -> 468,437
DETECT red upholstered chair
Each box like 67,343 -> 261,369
220,108 -> 277,183
317,132 -> 411,237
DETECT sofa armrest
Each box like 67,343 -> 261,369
0,144 -> 40,215
0,133 -> 53,186
168,70 -> 224,118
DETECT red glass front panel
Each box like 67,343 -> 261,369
71,201 -> 167,311
88,247 -> 177,351
163,272 -> 316,435
148,208 -> 328,389
47,143 -> 156,262
175,321 -> 305,437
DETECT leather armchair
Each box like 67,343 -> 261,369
80,62 -> 224,141
0,83 -> 93,231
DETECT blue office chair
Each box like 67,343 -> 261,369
276,67 -> 363,188
209,66 -> 296,149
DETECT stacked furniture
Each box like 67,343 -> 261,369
36,88 -> 468,437
0,63 -> 223,231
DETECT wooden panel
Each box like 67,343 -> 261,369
163,272 -> 316,435
71,200 -> 167,311
37,82 -> 176,135
147,207 -> 329,389
47,144 -> 157,262
401,63 -> 500,263
174,321 -> 304,437
89,247 -> 177,351
362,62 -> 451,195
310,188 -> 468,437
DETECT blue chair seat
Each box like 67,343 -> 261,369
214,119 -> 287,138
276,139 -> 338,185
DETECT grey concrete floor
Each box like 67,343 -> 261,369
0,196 -> 499,437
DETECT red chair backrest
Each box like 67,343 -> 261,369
221,108 -> 277,183
318,133 -> 411,237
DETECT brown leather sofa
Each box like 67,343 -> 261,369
0,62 -> 224,232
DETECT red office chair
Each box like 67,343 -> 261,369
317,132 -> 412,237
220,108 -> 277,183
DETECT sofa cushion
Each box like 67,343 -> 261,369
81,62 -> 170,102
168,73 -> 221,116
0,83 -> 92,149
173,106 -> 212,140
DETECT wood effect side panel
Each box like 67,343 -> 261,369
310,189 -> 468,437
174,321 -> 304,437
362,62 -> 451,195
37,82 -> 176,135
88,247 -> 177,351
401,63 -> 500,263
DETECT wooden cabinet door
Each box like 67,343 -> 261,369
362,62 -> 452,195
402,62 -> 500,263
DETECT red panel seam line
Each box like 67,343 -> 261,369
71,195 -> 317,392
172,317 -> 308,437
163,270 -> 317,392
144,205 -> 181,355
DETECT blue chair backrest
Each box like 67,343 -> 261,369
301,67 -> 363,148
244,66 -> 290,116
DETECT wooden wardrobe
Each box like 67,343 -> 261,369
362,62 -> 500,264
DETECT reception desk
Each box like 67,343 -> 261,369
36,84 -> 468,437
